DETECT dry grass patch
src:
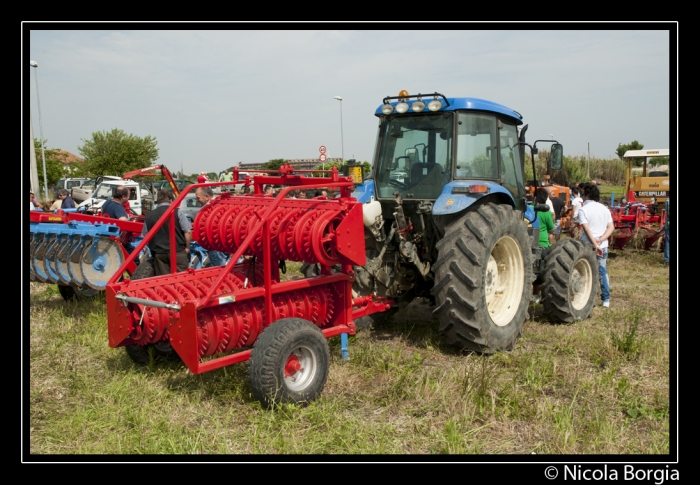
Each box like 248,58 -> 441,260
27,247 -> 671,455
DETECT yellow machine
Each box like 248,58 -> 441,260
624,149 -> 670,204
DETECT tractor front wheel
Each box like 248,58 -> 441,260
431,203 -> 532,354
541,238 -> 598,322
249,318 -> 330,407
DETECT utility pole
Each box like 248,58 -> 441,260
587,143 -> 590,179
30,113 -> 40,198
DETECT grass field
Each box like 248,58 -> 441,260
26,245 -> 672,457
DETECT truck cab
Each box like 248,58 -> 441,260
77,179 -> 154,216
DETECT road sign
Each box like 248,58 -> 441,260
319,153 -> 327,162
319,146 -> 326,154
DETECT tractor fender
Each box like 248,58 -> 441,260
432,181 -> 515,216
351,180 -> 375,204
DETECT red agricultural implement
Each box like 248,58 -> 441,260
610,202 -> 666,251
105,166 -> 392,407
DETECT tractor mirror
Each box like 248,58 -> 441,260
405,148 -> 417,164
551,143 -> 563,170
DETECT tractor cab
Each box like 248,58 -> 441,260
372,91 -> 527,210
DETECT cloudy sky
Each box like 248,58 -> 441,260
25,26 -> 674,176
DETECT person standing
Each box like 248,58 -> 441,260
197,172 -> 209,184
534,188 -> 555,248
663,197 -> 670,265
56,189 -> 76,209
101,186 -> 130,221
578,182 -> 615,308
194,186 -> 229,267
548,189 -> 565,243
219,169 -> 233,191
30,192 -> 40,209
142,189 -> 192,276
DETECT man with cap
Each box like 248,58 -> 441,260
197,172 -> 209,184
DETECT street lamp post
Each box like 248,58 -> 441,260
30,60 -> 49,201
334,96 -> 344,165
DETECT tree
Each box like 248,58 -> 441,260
616,141 -> 644,167
361,161 -> 371,177
311,161 -> 344,177
262,159 -> 286,171
78,128 -> 159,177
34,138 -> 72,192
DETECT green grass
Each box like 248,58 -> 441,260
28,248 -> 671,455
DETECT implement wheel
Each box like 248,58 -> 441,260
431,203 -> 532,354
541,238 -> 598,322
57,284 -> 99,302
249,318 -> 330,407
123,259 -> 180,365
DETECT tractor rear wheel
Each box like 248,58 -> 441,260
249,318 -> 330,407
541,238 -> 598,322
431,203 -> 532,354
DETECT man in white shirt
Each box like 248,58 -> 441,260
571,185 -> 583,220
578,182 -> 615,308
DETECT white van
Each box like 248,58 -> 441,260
77,179 -> 154,216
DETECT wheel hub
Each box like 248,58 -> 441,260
485,236 -> 524,327
283,346 -> 318,391
570,258 -> 594,310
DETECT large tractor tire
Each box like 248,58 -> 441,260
431,203 -> 532,354
249,318 -> 330,407
540,238 -> 598,322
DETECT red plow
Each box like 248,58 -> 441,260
105,166 -> 392,406
610,202 -> 666,251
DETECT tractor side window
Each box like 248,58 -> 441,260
499,123 -> 524,206
455,113 -> 498,180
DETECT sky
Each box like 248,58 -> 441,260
24,26 -> 675,176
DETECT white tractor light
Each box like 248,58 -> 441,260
411,100 -> 425,112
395,101 -> 410,114
428,98 -> 443,111
381,103 -> 394,115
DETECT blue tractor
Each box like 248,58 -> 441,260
350,90 -> 598,353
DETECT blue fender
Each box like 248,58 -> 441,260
351,180 -> 375,204
432,181 -> 515,215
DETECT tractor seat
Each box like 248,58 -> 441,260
410,163 -> 438,185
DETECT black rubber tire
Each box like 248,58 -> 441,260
131,259 -> 155,280
249,318 -> 330,407
541,238 -> 598,323
431,203 -> 532,354
124,258 -> 180,365
57,284 -> 99,301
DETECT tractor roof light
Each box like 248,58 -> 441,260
395,101 -> 410,114
411,98 -> 425,112
381,103 -> 394,115
428,97 -> 443,111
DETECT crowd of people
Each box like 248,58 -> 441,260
31,173 -> 669,300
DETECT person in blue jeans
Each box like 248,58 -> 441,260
578,183 -> 615,308
664,197 -> 670,264
195,186 -> 229,266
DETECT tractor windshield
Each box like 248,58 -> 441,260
374,113 -> 453,200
